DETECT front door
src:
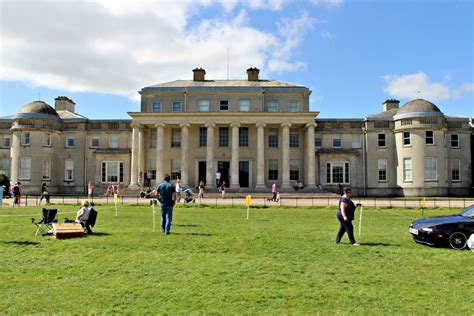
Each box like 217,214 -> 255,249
218,161 -> 230,187
239,161 -> 249,188
198,161 -> 206,186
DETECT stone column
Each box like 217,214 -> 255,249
205,123 -> 215,190
305,122 -> 316,187
138,126 -> 146,182
230,122 -> 240,189
255,122 -> 267,189
155,123 -> 165,184
129,123 -> 139,188
10,130 -> 21,183
281,122 -> 292,189
180,123 -> 190,185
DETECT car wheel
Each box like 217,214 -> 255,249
448,231 -> 468,250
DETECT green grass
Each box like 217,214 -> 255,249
0,204 -> 472,314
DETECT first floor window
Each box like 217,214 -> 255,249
101,161 -> 123,183
1,158 -> 10,177
403,132 -> 411,146
378,134 -> 386,147
289,131 -> 299,148
199,127 -> 207,147
43,133 -> 51,147
2,135 -> 11,148
22,132 -> 30,146
66,135 -> 75,148
378,159 -> 387,181
267,101 -> 278,112
220,100 -> 229,111
268,159 -> 278,181
171,159 -> 181,180
450,134 -> 459,148
290,159 -> 300,181
65,159 -> 74,181
326,161 -> 350,184
171,128 -> 181,148
42,158 -> 50,180
315,136 -> 322,148
219,127 -> 229,147
268,129 -> 278,148
239,127 -> 248,147
19,157 -> 31,180
172,101 -> 182,112
332,135 -> 341,148
109,134 -> 119,148
239,100 -> 249,112
199,100 -> 209,112
152,101 -> 161,112
150,130 -> 156,148
451,159 -> 460,181
425,131 -> 434,145
352,135 -> 361,148
289,101 -> 299,112
424,158 -> 437,181
403,158 -> 412,182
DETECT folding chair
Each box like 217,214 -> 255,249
31,208 -> 58,236
81,208 -> 97,234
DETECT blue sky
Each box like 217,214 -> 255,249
0,0 -> 472,119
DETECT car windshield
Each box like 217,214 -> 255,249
459,205 -> 474,217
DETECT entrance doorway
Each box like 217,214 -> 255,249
217,161 -> 230,187
239,161 -> 249,188
198,161 -> 206,186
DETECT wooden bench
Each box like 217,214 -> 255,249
53,223 -> 84,239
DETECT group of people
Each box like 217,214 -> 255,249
104,183 -> 123,197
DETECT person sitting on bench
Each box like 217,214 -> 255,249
293,180 -> 304,191
65,200 -> 94,234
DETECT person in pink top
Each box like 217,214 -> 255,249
271,183 -> 277,202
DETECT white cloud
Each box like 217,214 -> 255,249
311,0 -> 344,7
321,31 -> 333,39
382,72 -> 473,101
0,0 -> 316,100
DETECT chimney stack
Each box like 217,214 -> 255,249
55,96 -> 76,112
193,68 -> 206,81
382,99 -> 399,112
247,67 -> 260,81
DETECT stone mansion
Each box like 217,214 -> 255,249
0,68 -> 472,196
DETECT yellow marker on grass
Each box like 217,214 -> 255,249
246,195 -> 251,219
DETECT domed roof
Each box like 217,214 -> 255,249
14,101 -> 60,120
394,99 -> 443,120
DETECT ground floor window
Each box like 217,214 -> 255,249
0,158 -> 10,177
424,158 -> 437,181
451,159 -> 460,182
101,161 -> 123,183
378,159 -> 387,182
19,157 -> 31,180
268,159 -> 278,181
65,159 -> 75,181
326,161 -> 350,184
290,159 -> 300,181
171,159 -> 181,180
42,158 -> 50,180
403,158 -> 412,182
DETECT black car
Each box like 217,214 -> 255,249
409,205 -> 474,250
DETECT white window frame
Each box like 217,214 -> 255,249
172,101 -> 182,112
332,135 -> 342,148
326,161 -> 350,184
43,133 -> 51,147
199,100 -> 209,112
239,100 -> 249,112
289,101 -> 299,112
19,157 -> 31,180
425,131 -> 434,145
268,129 -> 278,148
152,101 -> 162,113
378,134 -> 386,147
65,159 -> 74,181
171,159 -> 181,180
101,161 -> 124,183
109,134 -> 119,148
290,159 -> 300,181
403,131 -> 411,146
450,134 -> 459,148
451,159 -> 461,182
268,159 -> 278,181
42,158 -> 51,180
219,100 -> 229,112
289,131 -> 299,148
2,135 -> 11,148
351,134 -> 361,148
21,131 -> 30,146
403,158 -> 412,182
378,159 -> 387,182
171,129 -> 181,148
66,135 -> 75,148
267,101 -> 278,112
90,135 -> 100,148
315,136 -> 322,148
424,158 -> 437,181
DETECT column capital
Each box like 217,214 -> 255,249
281,122 -> 292,128
305,122 -> 317,129
256,122 -> 267,128
131,122 -> 141,129
205,122 -> 216,128
230,122 -> 241,128
154,123 -> 166,128
179,122 -> 191,128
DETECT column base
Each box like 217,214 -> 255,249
255,183 -> 267,190
230,184 -> 240,190
281,183 -> 291,189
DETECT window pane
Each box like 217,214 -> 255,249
378,159 -> 387,181
220,100 -> 229,111
43,133 -> 51,146
268,159 -> 278,180
65,159 -> 74,181
290,159 -> 300,181
199,127 -> 207,147
152,101 -> 161,112
315,136 -> 322,148
351,135 -> 361,148
333,135 -> 341,148
403,132 -> 411,146
378,134 -> 386,147
239,127 -> 248,147
42,158 -> 50,180
424,158 -> 437,181
451,159 -> 460,181
289,101 -> 299,112
22,132 -> 30,145
171,129 -> 181,148
240,100 -> 249,112
172,101 -> 182,112
450,134 -> 459,147
267,101 -> 278,112
403,158 -> 412,181
19,157 -> 31,179
425,131 -> 434,145
171,159 -> 181,180
268,130 -> 278,148
109,135 -> 119,148
219,127 -> 229,147
199,100 -> 209,112
91,136 -> 99,148
289,132 -> 299,148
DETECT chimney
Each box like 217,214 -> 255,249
247,67 -> 260,81
55,96 -> 76,112
382,99 -> 399,112
193,68 -> 206,81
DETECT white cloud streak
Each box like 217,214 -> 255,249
382,72 -> 473,101
0,0 -> 318,100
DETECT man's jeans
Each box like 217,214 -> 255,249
160,205 -> 173,233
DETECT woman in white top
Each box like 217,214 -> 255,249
75,200 -> 94,234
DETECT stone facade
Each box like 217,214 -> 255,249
0,69 -> 472,196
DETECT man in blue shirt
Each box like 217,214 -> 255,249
155,174 -> 177,235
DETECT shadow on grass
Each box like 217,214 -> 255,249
360,242 -> 401,247
86,232 -> 112,237
174,224 -> 200,227
3,241 -> 41,246
173,232 -> 212,237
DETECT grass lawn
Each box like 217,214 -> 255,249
0,203 -> 472,314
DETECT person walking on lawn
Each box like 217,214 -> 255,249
155,174 -> 177,235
